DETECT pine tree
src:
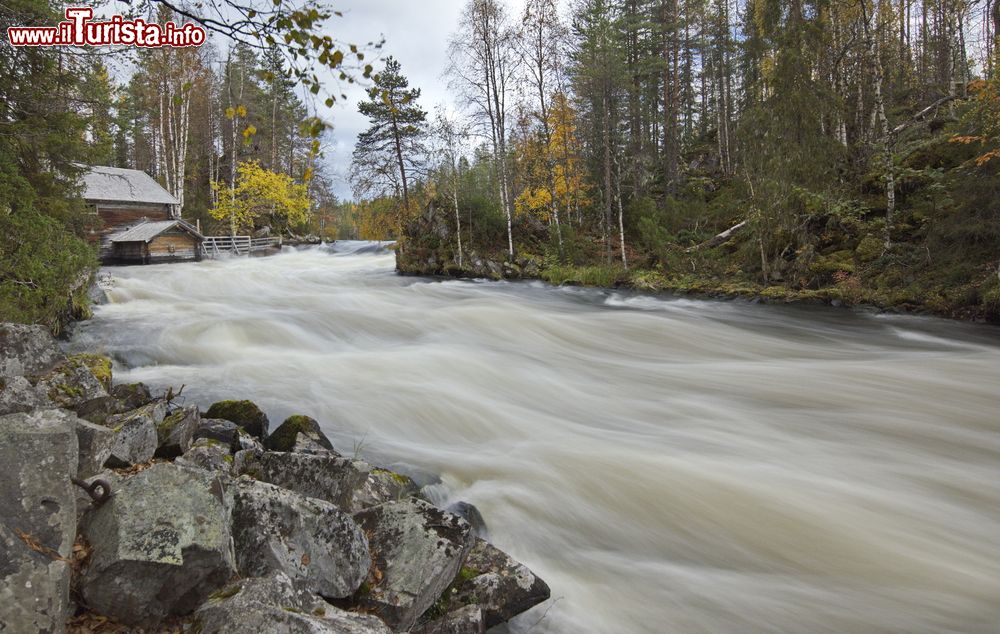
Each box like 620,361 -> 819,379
350,57 -> 427,212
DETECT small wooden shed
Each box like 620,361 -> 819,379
106,219 -> 204,264
79,165 -> 189,262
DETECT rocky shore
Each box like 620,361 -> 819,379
0,322 -> 549,633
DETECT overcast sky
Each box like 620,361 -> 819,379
318,0 -> 525,200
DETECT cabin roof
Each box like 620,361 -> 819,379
108,219 -> 203,243
80,165 -> 180,206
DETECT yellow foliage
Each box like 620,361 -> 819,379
210,161 -> 310,232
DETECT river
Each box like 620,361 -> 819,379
68,241 -> 1000,634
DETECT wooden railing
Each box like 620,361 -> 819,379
201,236 -> 280,258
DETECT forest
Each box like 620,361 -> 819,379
377,0 -> 1000,322
2,0 -> 1000,331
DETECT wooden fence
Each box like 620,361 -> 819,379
201,236 -> 280,258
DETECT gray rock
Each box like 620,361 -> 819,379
230,478 -> 370,598
194,418 -> 242,449
353,499 -> 474,631
80,463 -> 237,626
175,437 -> 234,473
413,605 -> 485,634
439,538 -> 551,629
293,434 -> 336,455
0,410 -> 79,633
204,399 -> 269,439
102,401 -> 164,467
193,572 -> 392,634
236,428 -> 266,453
235,450 -> 367,510
266,414 -> 336,453
0,375 -> 51,415
35,358 -> 108,409
446,502 -> 488,540
155,405 -> 201,458
0,322 -> 64,378
110,382 -> 153,410
74,417 -> 116,479
352,468 -> 422,510
75,395 -> 127,425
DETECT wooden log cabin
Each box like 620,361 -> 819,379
81,165 -> 204,264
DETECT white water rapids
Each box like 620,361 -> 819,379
69,241 -> 1000,634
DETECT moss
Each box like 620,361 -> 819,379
266,415 -> 319,452
204,399 -> 268,437
158,409 -> 186,437
982,286 -> 1000,321
808,249 -> 855,275
628,270 -> 668,291
223,454 -> 234,464
208,583 -> 242,602
372,468 -> 413,486
854,234 -> 884,263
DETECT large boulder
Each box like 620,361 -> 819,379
74,417 -> 116,479
235,450 -> 367,510
0,410 -> 79,633
155,405 -> 201,458
35,355 -> 109,410
175,437 -> 233,474
75,395 -> 127,425
204,399 -> 269,439
266,414 -> 335,453
102,401 -> 164,467
413,605 -> 485,634
433,538 -> 550,629
193,572 -> 392,634
0,375 -> 50,415
80,463 -> 237,626
0,322 -> 64,378
352,467 -> 422,511
230,478 -> 370,599
353,499 -> 474,631
193,417 -> 242,449
110,382 -> 153,410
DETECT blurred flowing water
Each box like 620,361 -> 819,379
69,241 -> 1000,634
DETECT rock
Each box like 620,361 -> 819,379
353,499 -> 474,631
437,538 -> 550,629
80,463 -> 237,626
204,399 -> 269,439
155,405 -> 201,458
0,322 -> 64,378
235,429 -> 266,453
266,414 -> 335,453
74,417 -> 116,479
0,375 -> 51,415
75,395 -> 127,425
35,356 -> 109,409
352,468 -> 421,510
110,382 -> 153,410
235,450 -> 367,510
66,353 -> 113,391
294,433 -> 336,455
446,502 -> 488,540
0,410 -> 79,632
102,401 -> 164,468
413,605 -> 485,634
230,478 -> 370,598
193,572 -> 392,634
194,418 -> 242,449
176,438 -> 233,473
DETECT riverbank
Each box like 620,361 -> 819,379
0,321 -> 549,633
396,246 -> 1000,324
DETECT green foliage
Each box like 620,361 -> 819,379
0,208 -> 97,334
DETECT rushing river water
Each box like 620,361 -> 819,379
69,241 -> 1000,634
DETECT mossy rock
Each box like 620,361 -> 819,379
204,399 -> 269,439
808,250 -> 855,276
982,286 -> 1000,322
265,414 -> 334,453
854,234 -> 884,263
67,353 -> 113,391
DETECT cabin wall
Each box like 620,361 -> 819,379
148,231 -> 199,263
111,241 -> 148,263
89,202 -> 173,260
